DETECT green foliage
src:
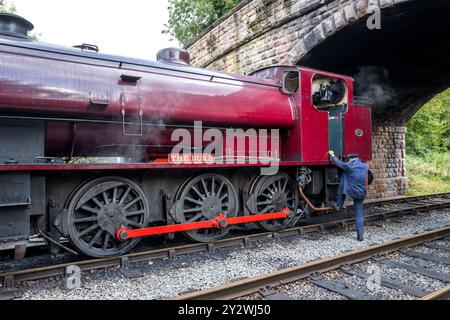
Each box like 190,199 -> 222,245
0,0 -> 16,13
405,154 -> 450,196
406,88 -> 450,157
163,0 -> 241,46
405,88 -> 450,195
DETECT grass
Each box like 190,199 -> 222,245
405,154 -> 450,196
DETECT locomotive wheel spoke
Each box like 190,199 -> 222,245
126,220 -> 144,228
282,179 -> 288,192
78,223 -> 99,238
188,213 -> 203,222
192,186 -> 206,200
89,230 -> 104,248
261,205 -> 274,214
81,205 -> 99,215
73,216 -> 98,224
119,186 -> 132,205
185,197 -> 203,206
126,210 -> 145,217
103,192 -> 110,204
123,197 -> 142,210
261,192 -> 272,199
67,177 -> 149,258
211,178 -> 215,196
92,197 -> 104,209
201,179 -> 209,197
112,187 -> 118,204
184,207 -> 202,214
102,234 -> 111,250
216,181 -> 225,198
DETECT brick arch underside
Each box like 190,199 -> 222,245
297,0 -> 450,126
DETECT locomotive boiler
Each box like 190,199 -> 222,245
0,14 -> 372,258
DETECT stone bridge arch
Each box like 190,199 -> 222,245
186,0 -> 450,198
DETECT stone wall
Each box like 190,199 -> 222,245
186,0 -> 402,74
185,0 -> 411,200
367,126 -> 408,199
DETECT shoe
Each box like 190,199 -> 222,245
331,202 -> 341,212
357,235 -> 364,242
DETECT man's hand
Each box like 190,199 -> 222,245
328,150 -> 335,159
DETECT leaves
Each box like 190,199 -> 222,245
406,88 -> 450,181
0,0 -> 16,13
406,88 -> 450,157
163,0 -> 241,46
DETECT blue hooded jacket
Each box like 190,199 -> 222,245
332,156 -> 369,200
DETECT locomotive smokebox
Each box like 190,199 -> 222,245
157,47 -> 190,65
0,13 -> 34,39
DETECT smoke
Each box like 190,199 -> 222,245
354,66 -> 397,107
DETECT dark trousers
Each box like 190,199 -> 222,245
337,194 -> 365,237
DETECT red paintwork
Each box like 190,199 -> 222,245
0,38 -> 294,161
116,208 -> 291,241
344,104 -> 372,161
0,161 -> 333,172
0,35 -> 372,167
252,66 -> 372,163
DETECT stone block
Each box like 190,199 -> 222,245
344,4 -> 358,22
356,0 -> 369,17
321,15 -> 336,36
380,0 -> 394,7
333,9 -> 347,30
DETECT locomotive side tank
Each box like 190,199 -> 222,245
0,42 -> 295,128
0,14 -> 295,161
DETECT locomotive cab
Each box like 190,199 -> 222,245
251,66 -> 372,206
250,66 -> 371,163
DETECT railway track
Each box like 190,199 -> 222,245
0,192 -> 449,300
172,227 -> 450,300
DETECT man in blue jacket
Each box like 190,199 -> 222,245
328,151 -> 369,241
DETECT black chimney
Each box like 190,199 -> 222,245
0,13 -> 34,39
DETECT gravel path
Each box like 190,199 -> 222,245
17,209 -> 450,300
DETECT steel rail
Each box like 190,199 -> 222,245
1,193 -> 449,290
171,226 -> 450,300
420,285 -> 450,300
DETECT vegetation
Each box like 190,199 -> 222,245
405,155 -> 450,196
405,88 -> 450,195
163,0 -> 241,46
0,0 -> 16,13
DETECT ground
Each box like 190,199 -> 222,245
405,155 -> 450,196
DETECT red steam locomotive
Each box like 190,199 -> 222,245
0,14 -> 372,258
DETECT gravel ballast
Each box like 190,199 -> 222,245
17,209 -> 450,300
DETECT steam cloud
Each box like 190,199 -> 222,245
354,66 -> 397,107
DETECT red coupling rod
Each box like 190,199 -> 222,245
116,208 -> 292,241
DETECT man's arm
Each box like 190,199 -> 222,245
331,155 -> 351,172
